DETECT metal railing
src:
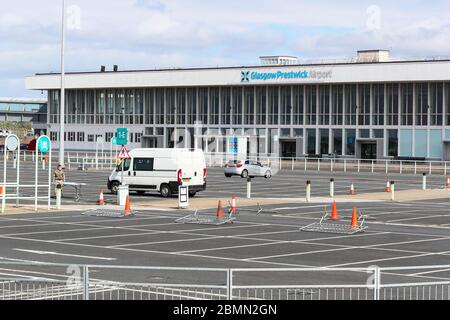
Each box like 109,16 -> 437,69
204,152 -> 450,176
0,262 -> 449,300
3,150 -> 450,175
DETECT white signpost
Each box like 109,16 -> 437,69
2,135 -> 20,213
35,135 -> 52,212
117,145 -> 131,206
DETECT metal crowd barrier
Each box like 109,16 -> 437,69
0,262 -> 449,300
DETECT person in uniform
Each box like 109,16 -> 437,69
54,165 -> 65,190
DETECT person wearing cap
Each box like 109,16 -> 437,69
54,165 -> 65,191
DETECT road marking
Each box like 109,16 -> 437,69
326,249 -> 450,268
388,214 -> 450,223
410,268 -> 450,276
13,249 -> 116,261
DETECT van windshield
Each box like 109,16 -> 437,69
116,159 -> 131,172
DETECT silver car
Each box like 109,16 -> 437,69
224,160 -> 272,179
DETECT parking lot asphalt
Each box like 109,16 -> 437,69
1,162 -> 450,298
2,163 -> 450,207
0,198 -> 449,289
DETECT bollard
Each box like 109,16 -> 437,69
56,185 -> 62,210
330,179 -> 335,198
422,173 -> 427,191
306,180 -> 311,203
42,158 -> 46,170
391,181 -> 395,201
13,156 -> 17,169
246,177 -> 252,199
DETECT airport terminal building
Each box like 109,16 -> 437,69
26,50 -> 450,160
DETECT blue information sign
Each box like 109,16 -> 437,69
37,136 -> 51,153
116,128 -> 128,145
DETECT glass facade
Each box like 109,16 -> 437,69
0,100 -> 47,125
46,82 -> 450,158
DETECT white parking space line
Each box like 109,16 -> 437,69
51,231 -> 162,243
109,235 -> 228,248
387,214 -> 450,223
246,247 -> 354,261
14,249 -> 117,261
0,234 -> 314,268
410,268 -> 450,276
326,250 -> 450,268
174,240 -> 293,255
245,240 -> 450,262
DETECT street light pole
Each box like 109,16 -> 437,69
59,0 -> 66,166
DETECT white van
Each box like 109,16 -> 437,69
108,148 -> 207,198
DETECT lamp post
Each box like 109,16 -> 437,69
59,0 -> 66,166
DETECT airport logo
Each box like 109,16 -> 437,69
241,71 -> 250,83
240,69 -> 333,83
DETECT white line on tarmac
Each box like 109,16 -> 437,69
242,235 -> 450,264
326,249 -> 450,268
51,231 -> 162,243
14,249 -> 117,261
388,214 -> 450,223
246,246 -> 354,261
0,235 -> 314,269
410,268 -> 450,276
367,220 -> 450,230
271,205 -> 330,211
174,240 -> 292,255
108,235 -> 229,249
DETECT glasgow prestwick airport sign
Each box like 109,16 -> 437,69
241,69 -> 333,83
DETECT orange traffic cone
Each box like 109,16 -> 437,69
231,195 -> 237,214
385,181 -> 392,193
331,201 -> 339,221
446,177 -> 450,188
98,189 -> 105,205
351,208 -> 359,229
124,195 -> 132,216
349,184 -> 356,195
217,201 -> 224,218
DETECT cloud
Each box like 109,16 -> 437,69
1,0 -> 450,97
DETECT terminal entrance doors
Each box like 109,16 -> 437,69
281,140 -> 296,158
361,143 -> 377,160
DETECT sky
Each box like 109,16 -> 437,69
1,0 -> 450,98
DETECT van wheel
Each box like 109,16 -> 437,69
241,170 -> 249,179
225,174 -> 232,178
265,171 -> 272,179
189,191 -> 197,198
160,184 -> 172,198
110,182 -> 120,195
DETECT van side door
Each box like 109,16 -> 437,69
132,158 -> 157,190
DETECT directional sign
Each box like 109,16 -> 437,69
37,136 -> 51,154
116,128 -> 128,146
5,135 -> 19,152
117,145 -> 131,160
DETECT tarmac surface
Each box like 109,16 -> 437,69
1,163 -> 450,299
2,163 -> 450,206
